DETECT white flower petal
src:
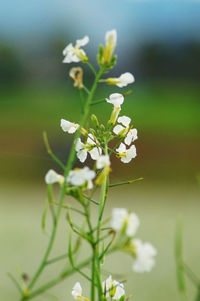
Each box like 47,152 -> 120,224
45,169 -> 64,184
76,35 -> 89,48
116,72 -> 135,88
111,208 -> 128,232
116,142 -> 126,154
132,239 -> 157,273
126,212 -> 140,237
113,124 -> 125,135
106,93 -> 124,108
60,119 -> 79,134
89,147 -> 102,161
118,116 -> 131,127
72,282 -> 82,300
96,155 -> 110,169
105,30 -> 117,47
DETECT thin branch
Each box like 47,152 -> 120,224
7,273 -> 22,294
43,132 -> 65,170
109,178 -> 143,188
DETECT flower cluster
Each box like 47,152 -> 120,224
111,208 -> 157,273
72,275 -> 125,301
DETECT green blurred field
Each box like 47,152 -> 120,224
1,80 -> 200,183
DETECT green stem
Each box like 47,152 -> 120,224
95,141 -> 109,300
109,178 -> 143,188
20,66 -> 105,300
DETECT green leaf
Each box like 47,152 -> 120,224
195,286 -> 200,301
175,217 -> 186,293
41,200 -> 48,233
119,296 -> 126,301
106,55 -> 117,69
97,44 -> 104,65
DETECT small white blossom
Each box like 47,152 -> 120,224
118,116 -> 131,127
106,94 -> 124,125
63,36 -> 89,63
132,239 -> 157,273
113,116 -> 137,145
106,72 -> 135,88
124,128 -> 138,145
45,169 -> 64,185
111,208 -> 140,237
72,282 -> 82,299
75,134 -> 102,163
106,93 -> 124,108
60,119 -> 79,134
96,155 -> 110,169
116,143 -> 136,163
102,275 -> 125,300
67,167 -> 95,188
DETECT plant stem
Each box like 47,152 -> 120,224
19,66 -> 105,301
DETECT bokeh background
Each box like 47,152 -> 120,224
1,0 -> 200,300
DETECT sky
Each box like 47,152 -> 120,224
0,0 -> 200,51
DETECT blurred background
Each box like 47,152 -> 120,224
1,0 -> 200,300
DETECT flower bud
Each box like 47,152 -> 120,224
81,127 -> 88,136
91,114 -> 99,127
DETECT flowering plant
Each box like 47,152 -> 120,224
10,30 -> 157,301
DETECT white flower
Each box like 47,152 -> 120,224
102,275 -> 125,300
63,36 -> 89,63
132,239 -> 157,273
67,167 -> 95,188
106,93 -> 124,108
60,119 -> 79,134
96,155 -> 111,169
116,143 -> 136,163
45,169 -> 64,185
106,72 -> 135,88
113,116 -> 138,145
118,116 -> 131,127
75,134 -> 102,163
106,94 -> 124,125
124,128 -> 138,145
72,282 -> 82,299
111,208 -> 140,237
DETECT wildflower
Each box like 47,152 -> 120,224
67,167 -> 95,189
113,116 -> 138,146
116,143 -> 136,163
96,155 -> 110,169
45,169 -> 64,185
69,67 -> 83,89
104,30 -> 117,64
60,119 -> 79,134
71,282 -> 89,300
111,208 -> 140,237
113,116 -> 131,136
63,36 -> 89,63
132,239 -> 157,273
106,93 -> 124,108
106,93 -> 124,125
72,282 -> 82,299
75,134 -> 102,163
102,275 -> 125,300
106,72 -> 135,88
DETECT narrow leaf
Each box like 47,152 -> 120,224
175,217 -> 186,293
